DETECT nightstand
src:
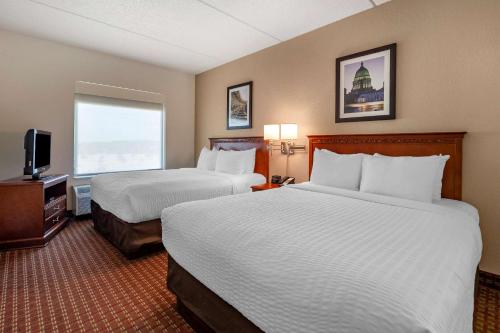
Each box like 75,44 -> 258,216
251,183 -> 281,192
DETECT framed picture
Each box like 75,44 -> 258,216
336,43 -> 396,123
227,81 -> 252,130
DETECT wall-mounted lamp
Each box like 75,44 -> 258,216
279,124 -> 306,155
264,124 -> 281,155
264,123 -> 306,156
264,124 -> 280,141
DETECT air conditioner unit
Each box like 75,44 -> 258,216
73,185 -> 91,216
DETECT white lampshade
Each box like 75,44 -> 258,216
264,124 -> 280,140
280,123 -> 298,140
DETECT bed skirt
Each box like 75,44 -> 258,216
91,200 -> 164,258
167,256 -> 263,333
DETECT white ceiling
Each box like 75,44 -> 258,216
0,0 -> 390,74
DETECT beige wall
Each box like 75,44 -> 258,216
195,0 -> 500,273
0,29 -> 195,205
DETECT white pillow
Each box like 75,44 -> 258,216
432,155 -> 450,200
374,153 -> 449,200
360,155 -> 438,203
197,147 -> 218,171
321,149 -> 371,159
215,148 -> 256,175
310,149 -> 364,190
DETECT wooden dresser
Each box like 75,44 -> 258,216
0,174 -> 69,250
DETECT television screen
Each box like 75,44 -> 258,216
24,129 -> 51,178
35,133 -> 51,169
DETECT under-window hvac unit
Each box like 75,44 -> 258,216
73,185 -> 91,216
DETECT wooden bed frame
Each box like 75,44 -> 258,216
308,132 -> 466,200
169,132 -> 467,332
92,136 -> 269,258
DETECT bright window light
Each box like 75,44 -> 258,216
74,94 -> 164,176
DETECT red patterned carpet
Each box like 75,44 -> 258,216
476,272 -> 500,333
0,219 -> 499,333
0,219 -> 192,333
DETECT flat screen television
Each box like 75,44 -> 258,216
24,129 -> 51,179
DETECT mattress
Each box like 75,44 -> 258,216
91,168 -> 265,223
161,183 -> 482,333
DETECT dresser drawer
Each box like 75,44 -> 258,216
44,210 -> 66,232
44,195 -> 66,218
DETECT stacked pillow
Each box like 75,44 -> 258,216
197,147 -> 256,175
310,149 -> 365,191
197,147 -> 218,171
310,148 -> 449,203
360,154 -> 449,203
370,153 -> 449,201
215,148 -> 256,174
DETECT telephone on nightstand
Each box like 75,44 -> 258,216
271,175 -> 295,186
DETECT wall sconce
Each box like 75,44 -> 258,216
264,124 -> 281,155
263,123 -> 306,156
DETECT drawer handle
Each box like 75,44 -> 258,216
53,216 -> 60,222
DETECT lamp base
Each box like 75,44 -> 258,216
281,141 -> 305,155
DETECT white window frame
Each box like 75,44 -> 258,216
73,93 -> 166,178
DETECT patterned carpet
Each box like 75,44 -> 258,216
0,219 -> 192,333
476,272 -> 500,333
0,219 -> 498,333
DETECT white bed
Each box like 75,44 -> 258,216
162,183 -> 482,333
91,136 -> 269,257
92,168 -> 265,223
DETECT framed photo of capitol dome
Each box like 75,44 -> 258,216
335,43 -> 396,123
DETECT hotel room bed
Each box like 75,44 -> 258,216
91,136 -> 269,258
162,132 -> 481,333
164,184 -> 481,333
92,168 -> 265,223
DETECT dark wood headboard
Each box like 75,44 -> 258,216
209,136 -> 269,182
307,132 -> 466,200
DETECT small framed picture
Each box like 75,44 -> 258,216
227,81 -> 252,130
336,43 -> 396,123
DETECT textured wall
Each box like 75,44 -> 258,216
195,0 -> 500,273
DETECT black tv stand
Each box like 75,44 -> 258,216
24,174 -> 53,181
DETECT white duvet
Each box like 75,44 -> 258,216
161,183 -> 482,333
91,168 -> 265,223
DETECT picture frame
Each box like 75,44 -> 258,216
227,81 -> 252,130
335,43 -> 396,123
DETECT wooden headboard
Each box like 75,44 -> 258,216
209,136 -> 269,182
308,132 -> 466,200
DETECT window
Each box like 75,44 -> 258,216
74,94 -> 164,176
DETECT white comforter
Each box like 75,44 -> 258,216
91,168 -> 265,223
161,183 -> 482,333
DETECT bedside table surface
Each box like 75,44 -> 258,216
251,183 -> 281,191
